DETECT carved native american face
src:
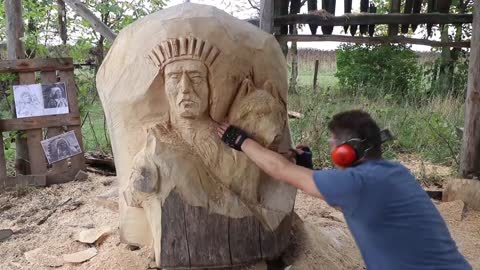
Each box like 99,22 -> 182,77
164,60 -> 209,119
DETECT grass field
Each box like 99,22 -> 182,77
288,68 -> 464,172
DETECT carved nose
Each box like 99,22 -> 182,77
180,73 -> 193,94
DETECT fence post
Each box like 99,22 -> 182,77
313,59 -> 319,91
460,0 -> 480,178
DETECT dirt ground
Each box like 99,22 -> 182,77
1,158 -> 479,270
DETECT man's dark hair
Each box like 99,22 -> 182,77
328,110 -> 382,159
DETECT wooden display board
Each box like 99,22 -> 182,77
0,58 -> 85,189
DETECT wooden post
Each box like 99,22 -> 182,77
359,0 -> 369,35
411,0 -> 422,32
388,0 -> 401,36
260,0 -> 274,33
368,4 -> 377,37
401,0 -> 414,33
427,0 -> 437,36
344,0 -> 352,33
4,0 -> 30,175
275,0 -> 289,56
460,0 -> 480,178
313,60 -> 319,91
307,0 -> 319,34
321,0 -> 336,35
288,28 -> 299,94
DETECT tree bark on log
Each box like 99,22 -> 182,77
160,192 -> 291,268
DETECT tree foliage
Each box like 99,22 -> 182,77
0,0 -> 167,59
335,44 -> 422,102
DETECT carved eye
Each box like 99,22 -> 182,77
190,75 -> 203,84
168,74 -> 180,81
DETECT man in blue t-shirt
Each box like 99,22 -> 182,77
217,110 -> 472,270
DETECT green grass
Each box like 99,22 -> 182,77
288,68 -> 464,171
297,70 -> 339,89
80,102 -> 111,153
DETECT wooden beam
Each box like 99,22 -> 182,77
460,0 -> 480,178
59,70 -> 86,172
274,13 -> 473,26
275,34 -> 471,47
260,0 -> 274,33
0,114 -> 81,132
63,0 -> 117,43
0,58 -> 74,73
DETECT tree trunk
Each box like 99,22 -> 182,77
5,0 -> 25,60
4,0 -> 29,175
57,0 -> 68,44
63,0 -> 117,42
95,36 -> 105,73
460,0 -> 480,177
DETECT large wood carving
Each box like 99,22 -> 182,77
96,3 -> 296,268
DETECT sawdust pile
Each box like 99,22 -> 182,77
0,175 -> 151,270
1,165 -> 480,270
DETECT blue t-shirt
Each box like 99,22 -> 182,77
313,159 -> 472,270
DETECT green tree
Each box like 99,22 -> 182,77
335,43 -> 422,101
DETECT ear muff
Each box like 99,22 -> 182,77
331,143 -> 358,167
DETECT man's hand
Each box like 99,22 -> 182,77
216,123 -> 323,199
217,123 -> 250,151
292,145 -> 314,169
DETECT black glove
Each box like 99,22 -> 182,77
221,125 -> 250,151
295,146 -> 313,169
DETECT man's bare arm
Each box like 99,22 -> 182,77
238,138 -> 323,198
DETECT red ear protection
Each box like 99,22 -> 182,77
331,143 -> 358,167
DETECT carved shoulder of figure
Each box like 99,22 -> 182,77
123,135 -> 160,208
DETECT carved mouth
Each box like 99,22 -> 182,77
180,99 -> 196,105
179,100 -> 197,109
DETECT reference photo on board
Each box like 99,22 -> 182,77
13,82 -> 69,118
41,131 -> 82,164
